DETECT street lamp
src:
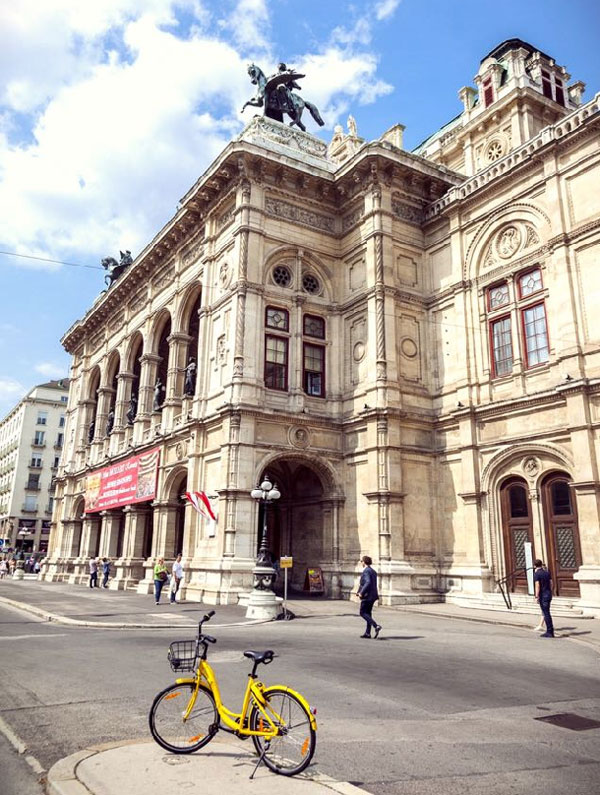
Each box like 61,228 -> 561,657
250,475 -> 281,569
246,474 -> 281,620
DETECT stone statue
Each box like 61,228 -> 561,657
126,394 -> 137,425
184,357 -> 197,396
105,408 -> 115,436
101,249 -> 133,288
242,62 -> 324,133
153,379 -> 165,412
347,114 -> 358,137
88,419 -> 95,444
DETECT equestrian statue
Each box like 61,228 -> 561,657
101,250 -> 133,288
242,62 -> 324,133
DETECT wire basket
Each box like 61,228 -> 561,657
167,640 -> 198,672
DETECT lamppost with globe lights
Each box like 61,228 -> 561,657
245,474 -> 282,619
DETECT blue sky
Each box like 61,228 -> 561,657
1,0 -> 599,418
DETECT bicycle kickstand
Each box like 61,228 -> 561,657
249,740 -> 270,780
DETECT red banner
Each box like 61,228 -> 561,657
84,447 -> 160,513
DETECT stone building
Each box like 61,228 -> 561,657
43,39 -> 600,614
0,379 -> 69,555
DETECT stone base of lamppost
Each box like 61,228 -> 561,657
245,565 -> 282,620
12,560 -> 25,580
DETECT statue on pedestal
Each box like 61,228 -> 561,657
153,379 -> 165,412
126,394 -> 137,425
242,62 -> 324,132
105,408 -> 115,436
88,419 -> 95,444
184,357 -> 197,396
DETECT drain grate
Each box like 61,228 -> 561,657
534,712 -> 600,731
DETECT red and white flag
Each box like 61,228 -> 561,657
185,491 -> 217,522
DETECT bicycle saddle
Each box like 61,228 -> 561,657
243,649 -> 275,664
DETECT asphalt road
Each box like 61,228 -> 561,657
1,600 -> 599,794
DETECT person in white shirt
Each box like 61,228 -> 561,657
170,554 -> 184,604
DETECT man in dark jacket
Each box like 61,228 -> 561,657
356,555 -> 382,639
533,559 -> 554,638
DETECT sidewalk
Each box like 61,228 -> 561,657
46,737 -> 364,795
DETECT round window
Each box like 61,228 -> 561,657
486,140 -> 504,162
272,265 -> 292,287
302,273 -> 320,295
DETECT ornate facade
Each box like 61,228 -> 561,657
44,40 -> 600,614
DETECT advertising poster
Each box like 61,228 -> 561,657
84,447 -> 160,513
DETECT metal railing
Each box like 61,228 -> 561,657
495,567 -> 534,610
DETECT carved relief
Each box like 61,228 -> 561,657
392,195 -> 424,226
522,456 -> 540,479
289,426 -> 310,449
218,205 -> 235,229
265,197 -> 335,234
496,225 -> 521,259
217,335 -> 227,365
342,201 -> 365,232
219,262 -> 231,290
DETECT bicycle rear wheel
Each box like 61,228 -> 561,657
249,687 -> 316,775
149,682 -> 217,753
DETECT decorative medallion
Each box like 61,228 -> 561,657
522,456 -> 540,479
175,442 -> 184,460
400,337 -> 418,359
353,341 -> 366,362
217,335 -> 226,364
496,225 -> 521,259
485,139 -> 505,162
289,426 -> 310,449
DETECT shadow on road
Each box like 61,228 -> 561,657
375,635 -> 424,641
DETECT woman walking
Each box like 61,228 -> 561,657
153,557 -> 169,605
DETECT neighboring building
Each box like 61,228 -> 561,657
44,40 -> 600,615
0,380 -> 70,554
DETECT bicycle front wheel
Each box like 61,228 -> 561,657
149,682 -> 217,753
249,687 -> 316,775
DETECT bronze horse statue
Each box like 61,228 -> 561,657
242,63 -> 324,133
101,250 -> 133,288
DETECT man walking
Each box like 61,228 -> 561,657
534,559 -> 554,638
89,557 -> 98,588
170,553 -> 184,604
356,555 -> 382,639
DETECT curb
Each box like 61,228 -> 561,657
0,595 -> 269,630
0,715 -> 47,785
46,738 -> 367,795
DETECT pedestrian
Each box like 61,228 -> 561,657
102,557 -> 111,588
170,553 -> 183,604
533,559 -> 554,638
153,557 -> 169,605
89,557 -> 99,588
0,559 -> 7,579
8,558 -> 15,575
356,555 -> 382,639
34,559 -> 41,574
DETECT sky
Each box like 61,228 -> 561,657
1,0 -> 599,418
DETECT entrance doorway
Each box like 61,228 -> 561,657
541,473 -> 581,597
256,460 -> 328,591
500,477 -> 534,593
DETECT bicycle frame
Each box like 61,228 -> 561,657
174,658 -> 316,739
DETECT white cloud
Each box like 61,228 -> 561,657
0,2 -> 395,272
0,378 -> 26,404
375,0 -> 401,21
35,363 -> 67,378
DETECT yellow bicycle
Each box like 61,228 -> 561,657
148,611 -> 317,777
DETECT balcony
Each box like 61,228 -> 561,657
25,483 -> 41,491
32,440 -> 46,448
28,463 -> 43,470
22,504 -> 38,513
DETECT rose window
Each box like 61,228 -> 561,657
486,140 -> 504,162
302,273 -> 320,295
272,265 -> 292,287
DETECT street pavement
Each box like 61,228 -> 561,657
0,578 -> 599,795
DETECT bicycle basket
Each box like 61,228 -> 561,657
167,640 -> 198,672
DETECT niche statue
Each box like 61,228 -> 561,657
153,379 -> 165,412
184,357 -> 197,397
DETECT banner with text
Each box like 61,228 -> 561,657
84,448 -> 161,513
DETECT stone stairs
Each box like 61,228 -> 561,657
446,591 -> 591,618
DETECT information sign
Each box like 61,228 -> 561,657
304,566 -> 324,593
280,556 -> 293,569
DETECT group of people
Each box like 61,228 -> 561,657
88,557 -> 112,588
153,554 -> 184,605
0,554 -> 42,577
356,556 -> 555,639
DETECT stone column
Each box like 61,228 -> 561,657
109,504 -> 148,589
231,179 -> 251,404
137,353 -> 161,421
163,332 -> 192,427
372,187 -> 387,396
99,510 -> 122,558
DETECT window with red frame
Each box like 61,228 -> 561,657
490,316 -> 514,377
303,314 -> 325,339
522,303 -> 549,367
483,77 -> 494,107
265,336 -> 288,390
303,343 -> 325,397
